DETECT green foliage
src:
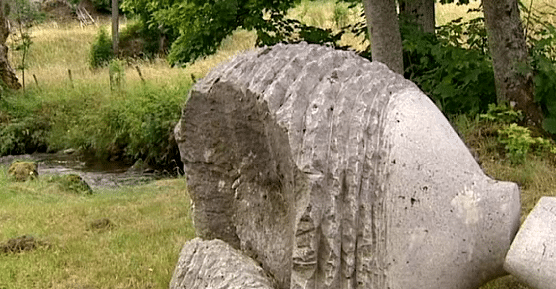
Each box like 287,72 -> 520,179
479,103 -> 523,124
108,59 -> 125,90
119,19 -> 167,57
497,123 -> 556,164
7,0 -> 45,90
332,2 -> 350,28
476,104 -> 556,164
43,82 -> 188,167
402,17 -> 496,116
47,174 -> 93,195
5,0 -> 46,24
121,0 -> 302,65
94,83 -> 186,166
0,92 -> 49,155
1,78 -> 190,168
89,27 -> 114,68
90,0 -> 111,13
436,14 -> 488,53
11,31 -> 32,90
523,9 -> 556,134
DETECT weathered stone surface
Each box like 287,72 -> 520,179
174,43 -> 521,289
504,197 -> 556,289
8,161 -> 38,181
169,238 -> 275,289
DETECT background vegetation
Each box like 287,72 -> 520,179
1,0 -> 556,288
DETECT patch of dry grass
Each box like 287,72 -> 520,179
436,0 -> 482,26
8,20 -> 188,91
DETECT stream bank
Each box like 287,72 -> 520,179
0,152 -> 178,189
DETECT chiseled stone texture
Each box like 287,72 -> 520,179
169,238 -> 275,289
504,197 -> 556,289
174,43 -> 521,289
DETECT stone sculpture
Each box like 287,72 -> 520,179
504,197 -> 556,289
173,43 -> 521,289
170,238 -> 275,289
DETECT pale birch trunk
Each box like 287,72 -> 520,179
363,0 -> 404,75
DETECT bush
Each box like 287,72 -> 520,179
478,104 -> 556,164
497,123 -> 556,164
90,0 -> 111,13
42,81 -> 189,168
119,20 -> 168,58
108,59 -> 125,90
89,27 -> 113,68
402,17 -> 496,117
1,75 -> 190,169
0,92 -> 50,155
527,22 -> 556,134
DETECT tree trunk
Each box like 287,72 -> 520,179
111,0 -> 118,55
483,0 -> 543,126
399,0 -> 435,34
0,0 -> 21,90
363,0 -> 404,75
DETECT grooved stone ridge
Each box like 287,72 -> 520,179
173,43 -> 521,289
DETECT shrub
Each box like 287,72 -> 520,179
497,123 -> 556,164
478,104 -> 556,164
0,92 -> 50,155
43,81 -> 189,168
527,24 -> 556,134
108,59 -> 125,91
332,2 -> 350,28
479,103 -> 523,124
90,0 -> 111,13
402,17 -> 496,117
89,27 -> 113,68
118,19 -> 169,58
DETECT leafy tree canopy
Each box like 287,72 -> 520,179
121,0 -> 300,66
119,0 -> 476,66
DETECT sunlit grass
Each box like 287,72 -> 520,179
435,0 -> 482,26
0,166 -> 194,289
8,19 -> 188,91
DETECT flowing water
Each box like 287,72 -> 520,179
0,152 -> 171,189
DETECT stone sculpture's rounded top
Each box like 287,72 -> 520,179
174,43 -> 521,289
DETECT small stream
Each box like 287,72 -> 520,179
0,152 -> 172,189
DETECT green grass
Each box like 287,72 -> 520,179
0,166 -> 194,289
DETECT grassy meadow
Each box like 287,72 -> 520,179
1,0 -> 556,288
0,170 -> 194,289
